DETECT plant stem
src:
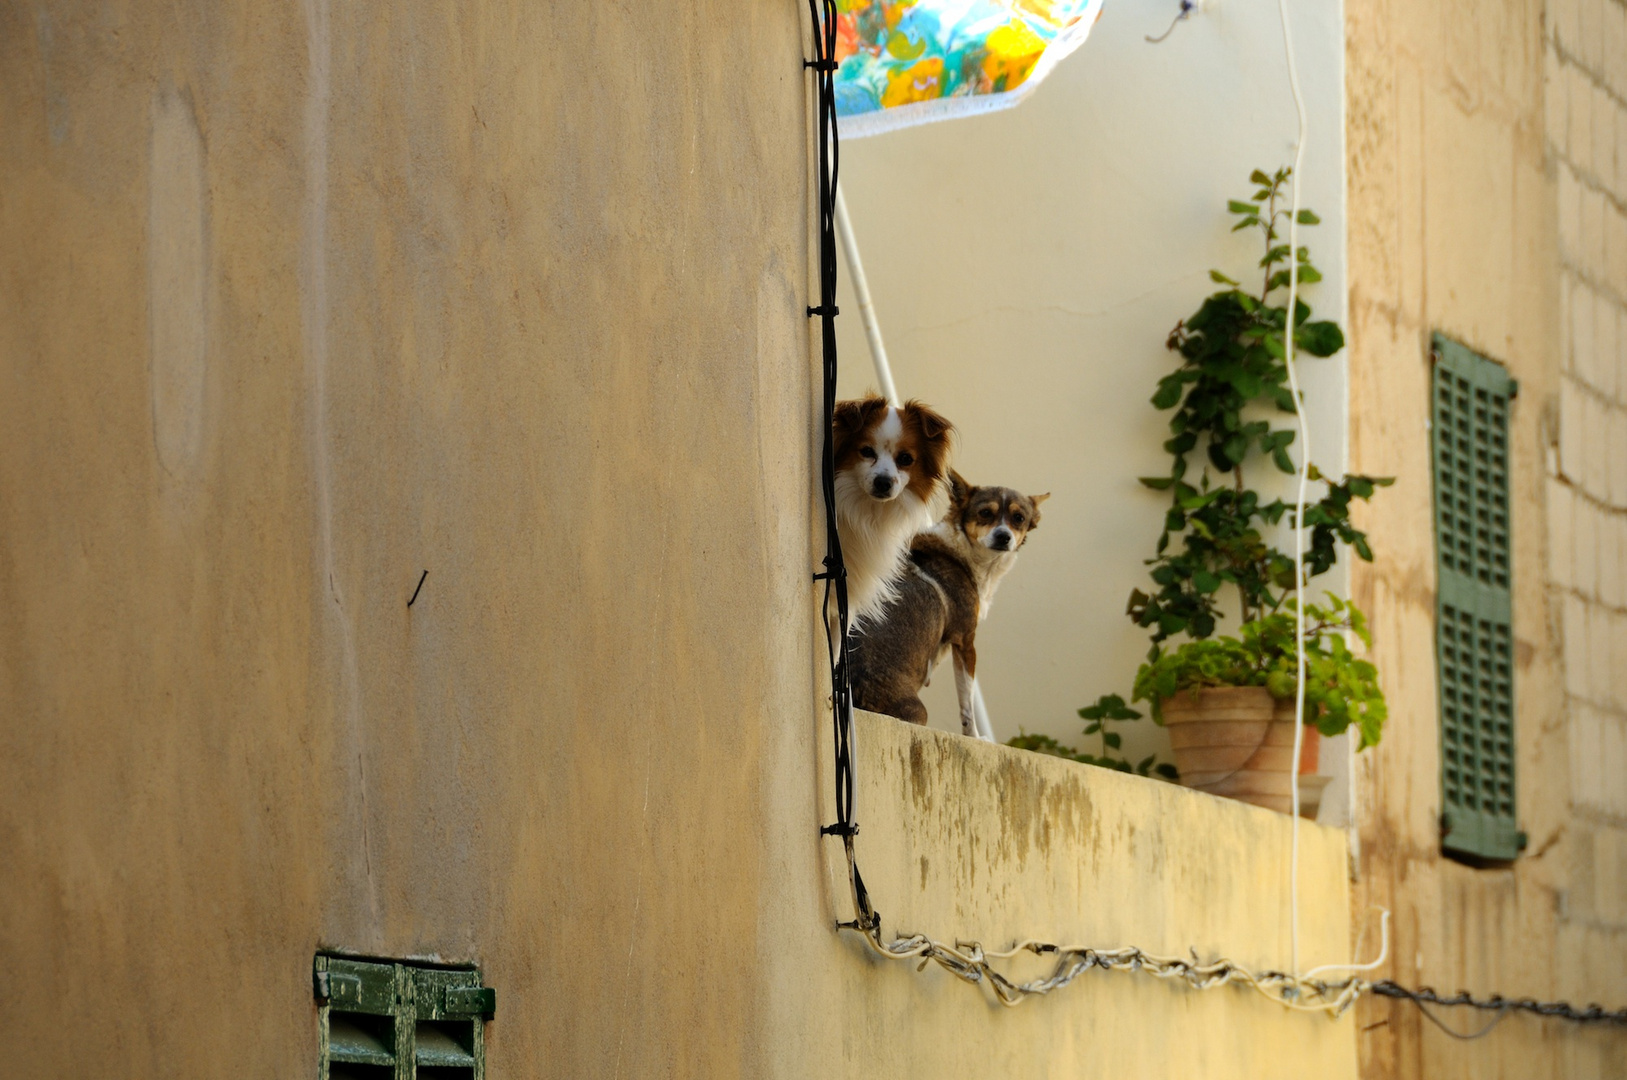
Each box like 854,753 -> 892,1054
1260,181 -> 1279,301
1234,461 -> 1251,623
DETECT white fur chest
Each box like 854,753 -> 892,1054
834,471 -> 931,625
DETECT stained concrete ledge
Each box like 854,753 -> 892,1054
826,709 -> 1358,1078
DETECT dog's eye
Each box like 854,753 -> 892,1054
1011,514 -> 1024,526
860,446 -> 877,460
895,452 -> 914,467
978,508 -> 995,521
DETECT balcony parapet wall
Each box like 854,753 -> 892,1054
828,709 -> 1358,1077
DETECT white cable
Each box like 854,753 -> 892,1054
1275,0 -> 1310,979
834,185 -> 901,406
1302,908 -> 1391,980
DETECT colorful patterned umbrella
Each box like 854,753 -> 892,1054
834,0 -> 1108,138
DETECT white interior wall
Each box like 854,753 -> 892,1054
833,0 -> 1351,817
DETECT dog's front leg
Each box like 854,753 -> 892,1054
952,642 -> 978,737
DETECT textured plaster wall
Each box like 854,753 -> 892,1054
1345,0 -> 1627,1075
0,3 -> 1384,1079
0,3 -> 815,1076
817,711 -> 1357,1078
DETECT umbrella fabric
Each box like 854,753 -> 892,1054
834,0 -> 1107,138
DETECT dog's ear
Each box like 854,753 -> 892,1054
1026,492 -> 1050,528
833,395 -> 887,442
907,400 -> 954,444
947,470 -> 971,514
832,398 -> 863,437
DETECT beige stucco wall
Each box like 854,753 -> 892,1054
0,3 -> 816,1075
819,710 -> 1358,1078
1345,0 -> 1627,1075
830,0 -> 1357,816
0,4 -> 1401,1079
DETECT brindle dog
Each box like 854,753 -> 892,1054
849,471 -> 1047,735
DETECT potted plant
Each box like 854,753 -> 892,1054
1131,595 -> 1385,812
1125,166 -> 1392,810
1124,168 -> 1390,812
1006,168 -> 1390,813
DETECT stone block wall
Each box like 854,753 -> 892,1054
1547,0 -> 1627,1044
1346,0 -> 1627,1075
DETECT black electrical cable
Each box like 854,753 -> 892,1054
1369,980 -> 1627,1030
806,0 -> 878,939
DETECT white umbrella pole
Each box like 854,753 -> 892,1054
834,185 -> 996,743
971,683 -> 995,742
834,186 -> 900,407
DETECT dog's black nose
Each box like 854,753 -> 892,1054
990,529 -> 1012,550
871,475 -> 894,497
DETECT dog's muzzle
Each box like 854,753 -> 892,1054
870,474 -> 896,499
989,527 -> 1013,551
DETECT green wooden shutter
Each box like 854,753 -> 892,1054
315,955 -> 495,1080
1431,334 -> 1519,862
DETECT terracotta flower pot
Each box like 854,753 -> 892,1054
1160,686 -> 1320,815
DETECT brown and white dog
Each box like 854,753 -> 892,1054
832,395 -> 954,627
849,472 -> 1047,735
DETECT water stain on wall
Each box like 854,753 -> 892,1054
148,89 -> 209,482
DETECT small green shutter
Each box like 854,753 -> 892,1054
1431,334 -> 1519,861
315,954 -> 495,1080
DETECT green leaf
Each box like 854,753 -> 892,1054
1210,269 -> 1240,286
1296,209 -> 1321,225
1250,169 -> 1272,185
1269,264 -> 1324,291
1295,320 -> 1345,356
1103,732 -> 1122,749
1193,570 -> 1222,594
1228,200 -> 1257,215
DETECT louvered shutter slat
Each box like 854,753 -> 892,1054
1432,336 -> 1519,861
